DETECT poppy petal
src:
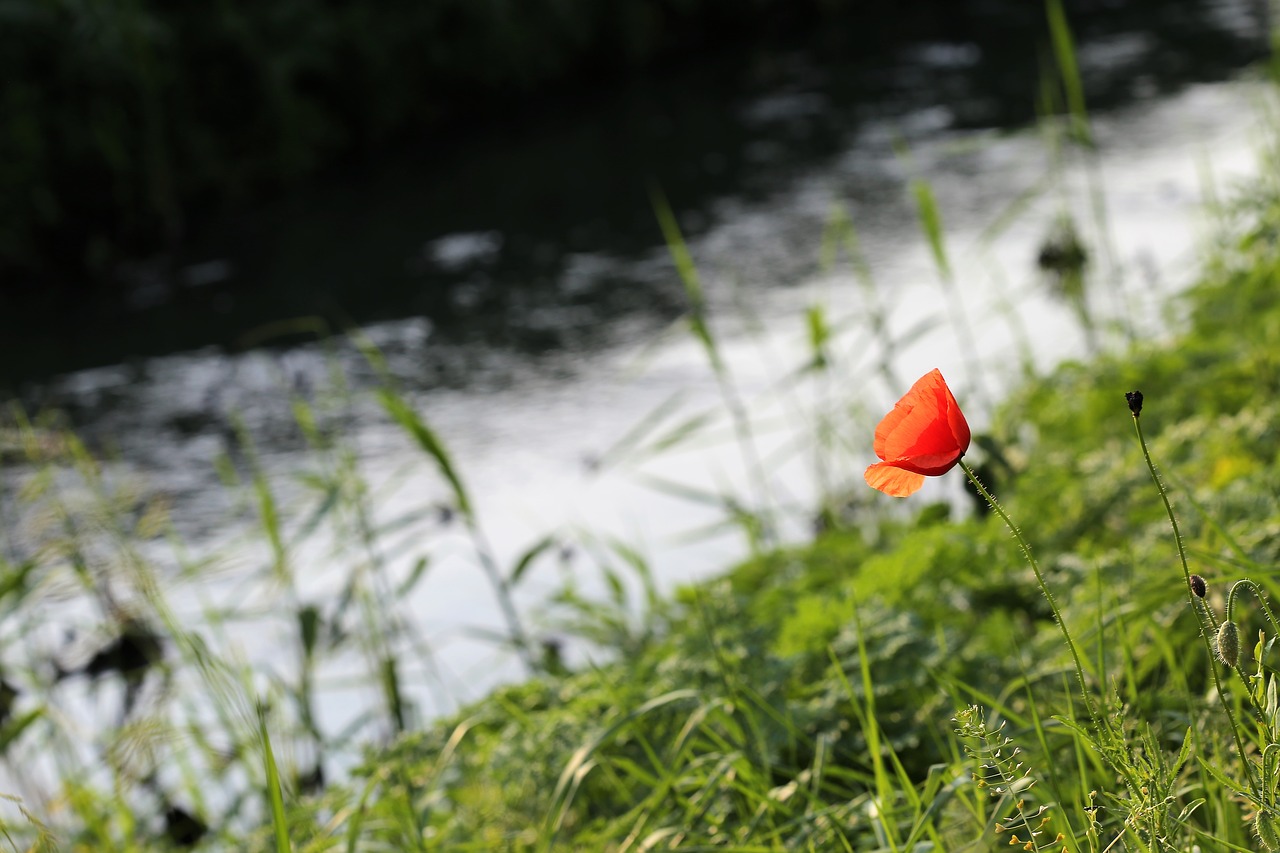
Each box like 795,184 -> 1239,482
939,373 -> 970,453
868,369 -> 971,491
877,400 -> 948,461
900,414 -> 960,460
947,404 -> 970,455
875,371 -> 969,464
892,448 -> 964,476
871,397 -> 914,462
864,462 -> 926,497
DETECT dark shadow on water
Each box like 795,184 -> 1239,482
0,0 -> 1268,391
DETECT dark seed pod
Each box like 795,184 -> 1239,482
1189,574 -> 1207,598
1215,621 -> 1240,668
1125,390 -> 1143,416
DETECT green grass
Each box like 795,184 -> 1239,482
284,174 -> 1280,849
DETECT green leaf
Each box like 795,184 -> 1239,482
257,703 -> 292,853
1046,0 -> 1092,146
651,188 -> 722,373
396,556 -> 432,597
910,178 -> 950,279
0,707 -> 42,753
508,535 -> 557,588
377,388 -> 473,521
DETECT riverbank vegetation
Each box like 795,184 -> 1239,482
5,10 -> 1280,851
0,109 -> 1277,847
313,168 -> 1280,849
356,130 -> 1280,850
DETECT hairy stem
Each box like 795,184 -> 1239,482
1129,412 -> 1256,792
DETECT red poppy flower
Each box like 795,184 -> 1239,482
864,368 -> 970,497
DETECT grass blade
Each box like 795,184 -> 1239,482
376,387 -> 473,521
651,189 -> 720,371
910,178 -> 951,279
258,703 -> 292,853
1046,0 -> 1091,146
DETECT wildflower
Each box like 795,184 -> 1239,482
865,368 -> 971,497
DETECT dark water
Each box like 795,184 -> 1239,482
0,0 -> 1268,391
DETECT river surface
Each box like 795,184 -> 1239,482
0,0 -> 1274,790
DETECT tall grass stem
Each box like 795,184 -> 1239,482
1128,410 -> 1255,791
652,190 -> 777,548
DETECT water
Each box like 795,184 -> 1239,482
0,0 -> 1266,386
0,0 -> 1274,791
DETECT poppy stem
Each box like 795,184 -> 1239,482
1128,410 -> 1257,793
958,460 -> 1098,725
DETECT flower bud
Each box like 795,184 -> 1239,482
1189,574 -> 1206,598
1256,811 -> 1280,851
1125,390 -> 1143,416
1215,621 -> 1240,668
